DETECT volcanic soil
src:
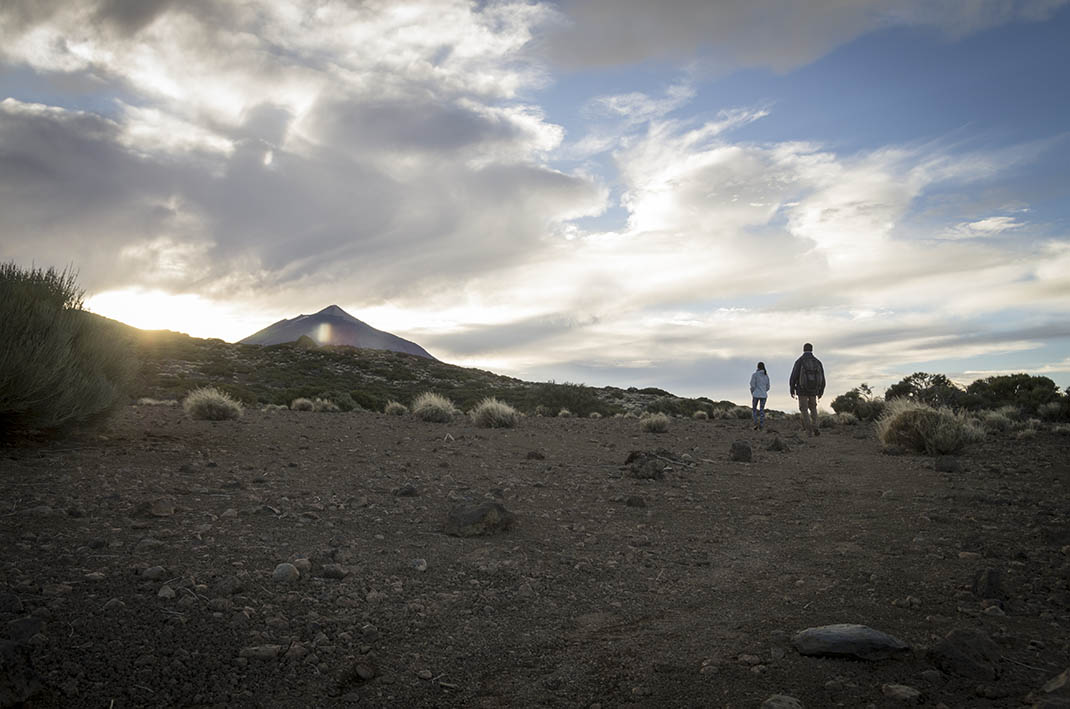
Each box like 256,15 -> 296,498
1,407 -> 1068,708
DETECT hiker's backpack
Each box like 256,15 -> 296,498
799,357 -> 822,394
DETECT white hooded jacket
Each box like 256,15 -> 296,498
750,369 -> 770,399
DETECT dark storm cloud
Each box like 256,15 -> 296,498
309,93 -> 531,157
540,0 -> 1069,71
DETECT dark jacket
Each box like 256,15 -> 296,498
789,352 -> 825,397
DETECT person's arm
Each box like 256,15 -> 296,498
818,361 -> 826,399
789,360 -> 800,398
749,372 -> 757,394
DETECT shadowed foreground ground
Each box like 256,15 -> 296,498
1,407 -> 1067,707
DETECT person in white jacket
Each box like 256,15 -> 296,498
749,362 -> 770,430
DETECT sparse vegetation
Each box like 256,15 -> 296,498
0,263 -> 135,435
263,404 -> 288,412
183,386 -> 243,421
640,412 -> 670,433
384,400 -> 408,416
557,408 -> 572,418
412,392 -> 456,422
588,411 -> 602,419
831,383 -> 885,421
291,398 -> 315,411
312,398 -> 340,412
692,410 -> 709,420
876,399 -> 984,455
470,397 -> 519,428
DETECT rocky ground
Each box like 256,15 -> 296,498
1,406 -> 1068,708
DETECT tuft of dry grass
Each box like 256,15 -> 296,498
470,397 -> 519,428
412,392 -> 457,423
876,399 -> 983,455
263,403 -> 288,412
640,412 -> 670,433
692,410 -> 709,420
588,411 -> 602,419
312,398 -> 340,412
291,398 -> 315,412
557,408 -> 572,418
183,386 -> 243,421
136,398 -> 177,407
384,400 -> 408,416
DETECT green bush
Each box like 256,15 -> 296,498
183,386 -> 243,420
530,382 -> 602,417
876,399 -> 984,455
640,412 -> 670,433
831,384 -> 885,421
0,263 -> 135,434
412,392 -> 456,422
470,397 -> 519,428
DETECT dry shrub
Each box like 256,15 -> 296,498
183,387 -> 242,421
640,412 -> 670,433
557,408 -> 572,418
1053,424 -> 1070,435
981,410 -> 1013,432
834,412 -> 858,425
692,410 -> 709,420
384,400 -> 408,416
1,263 -> 135,435
263,404 -> 287,412
1037,401 -> 1067,421
731,406 -> 752,420
534,405 -> 552,417
471,397 -> 519,428
413,392 -> 456,422
291,397 -> 315,411
623,411 -> 638,419
877,399 -> 983,455
588,411 -> 602,419
136,398 -> 177,407
312,398 -> 340,412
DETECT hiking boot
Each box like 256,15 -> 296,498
753,424 -> 759,431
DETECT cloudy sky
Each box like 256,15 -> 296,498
3,0 -> 1069,410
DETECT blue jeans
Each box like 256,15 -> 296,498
752,397 -> 766,425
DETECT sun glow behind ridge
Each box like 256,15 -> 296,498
86,288 -> 253,342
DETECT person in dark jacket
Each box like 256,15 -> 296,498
789,343 -> 825,437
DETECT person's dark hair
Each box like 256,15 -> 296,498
757,362 -> 766,372
803,343 -> 813,352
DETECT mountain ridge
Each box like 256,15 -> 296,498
240,304 -> 435,359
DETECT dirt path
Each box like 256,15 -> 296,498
1,407 -> 1067,707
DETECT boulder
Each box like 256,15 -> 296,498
445,502 -> 515,537
927,628 -> 1001,680
0,640 -> 41,707
729,440 -> 752,462
792,623 -> 910,661
1027,666 -> 1070,709
761,695 -> 804,708
972,568 -> 1006,599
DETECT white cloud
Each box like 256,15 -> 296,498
941,215 -> 1025,239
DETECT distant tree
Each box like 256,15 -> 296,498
885,372 -> 967,408
831,383 -> 884,420
965,374 -> 1061,414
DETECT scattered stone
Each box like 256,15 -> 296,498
765,437 -> 790,452
0,594 -> 22,614
919,670 -> 943,684
525,450 -> 545,460
102,598 -> 125,612
135,537 -> 165,552
625,496 -> 647,508
738,654 -> 762,666
0,639 -> 41,706
444,502 -> 516,537
272,563 -> 300,583
394,484 -> 419,497
958,551 -> 982,560
411,559 -> 428,572
927,628 -> 1002,680
24,505 -> 54,516
214,575 -> 245,596
142,565 -> 167,581
84,572 -> 105,581
150,498 -> 176,517
6,617 -> 43,643
729,440 -> 752,462
792,624 -> 910,661
158,586 -> 176,600
220,508 -> 238,519
934,456 -> 960,473
320,564 -> 348,580
239,645 -> 281,660
292,558 -> 312,574
761,695 -> 804,709
882,683 -> 922,702
417,669 -> 433,680
1028,667 -> 1070,708
972,568 -> 1006,599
